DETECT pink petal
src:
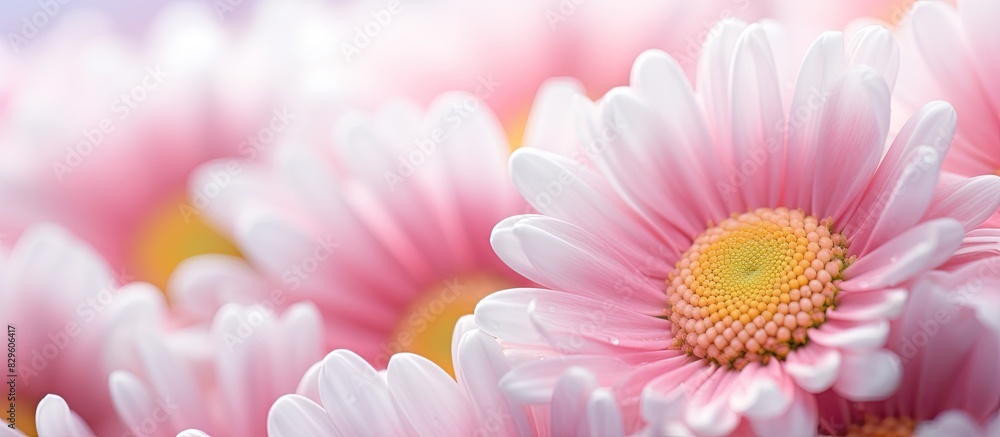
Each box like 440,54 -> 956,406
960,0 -> 1000,115
508,147 -> 677,275
684,370 -> 743,436
913,1 -> 1000,150
783,345 -> 842,393
809,319 -> 890,349
810,66 -> 890,224
728,23 -> 785,209
474,288 -> 550,346
847,25 -> 899,91
508,216 -> 667,313
827,289 -> 908,322
500,355 -> 633,404
923,175 -> 1000,232
833,349 -> 901,401
698,19 -> 749,158
630,50 -> 728,223
841,219 -> 965,291
845,101 -> 955,253
593,87 -> 707,239
524,290 -> 670,353
784,31 -> 846,209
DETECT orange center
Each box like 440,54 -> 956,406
666,208 -> 852,369
846,415 -> 916,437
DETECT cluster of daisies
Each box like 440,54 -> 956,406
1,0 -> 999,436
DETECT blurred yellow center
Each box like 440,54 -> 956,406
13,399 -> 36,437
130,192 -> 242,292
666,208 -> 852,369
846,415 -> 916,437
504,105 -> 532,151
389,274 -> 512,376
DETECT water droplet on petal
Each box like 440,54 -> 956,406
608,337 -> 620,345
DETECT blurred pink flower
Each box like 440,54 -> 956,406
176,89 -> 551,373
0,0 -> 364,290
0,224 -> 167,436
30,302 -> 322,437
266,316 -> 625,437
815,267 -> 1000,436
896,0 -> 999,178
473,20 -> 1000,435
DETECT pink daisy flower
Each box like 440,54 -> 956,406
475,20 -> 1000,435
31,301 -> 322,437
0,0 -> 363,290
896,0 -> 1000,179
814,265 -> 1000,436
177,90 -> 557,373
267,316 -> 626,437
0,225 -> 166,436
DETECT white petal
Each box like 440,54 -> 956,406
267,395 -> 343,437
108,371 -> 173,437
317,350 -> 408,435
522,78 -> 587,155
455,329 -> 532,437
729,23 -> 785,208
550,367 -> 598,436
729,363 -> 794,419
387,354 -> 477,436
783,345 -> 842,393
35,395 -> 96,437
847,25 -> 899,91
295,361 -> 323,404
833,349 -> 901,401
809,320 -> 890,349
915,410 -> 984,437
749,387 -> 817,437
584,389 -> 624,437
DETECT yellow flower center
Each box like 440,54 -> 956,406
846,415 -> 916,437
11,398 -> 36,437
666,208 -> 852,369
388,274 -> 513,376
130,191 -> 242,292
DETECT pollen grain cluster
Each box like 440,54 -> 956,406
845,416 -> 916,437
665,208 -> 852,369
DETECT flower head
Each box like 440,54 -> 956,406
476,19 -> 1000,435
